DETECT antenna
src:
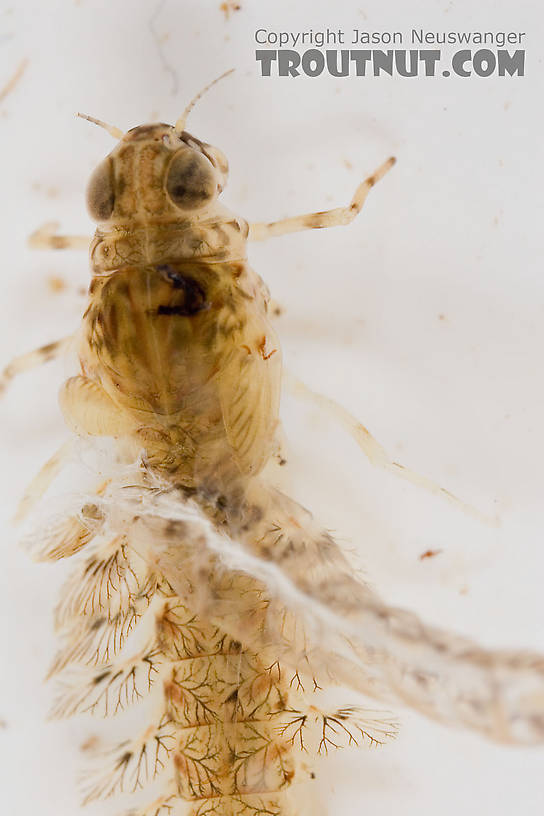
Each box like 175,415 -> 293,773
174,68 -> 235,136
76,112 -> 124,140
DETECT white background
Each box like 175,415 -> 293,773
0,1 -> 543,814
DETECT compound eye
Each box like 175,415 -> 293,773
166,149 -> 217,211
86,157 -> 115,221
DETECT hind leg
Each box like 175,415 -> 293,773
284,371 -> 497,526
14,439 -> 74,522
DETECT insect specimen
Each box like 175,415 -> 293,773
4,73 -> 544,816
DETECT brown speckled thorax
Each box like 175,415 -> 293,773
73,123 -> 281,492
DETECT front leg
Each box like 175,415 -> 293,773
59,376 -> 134,437
15,377 -> 131,522
248,156 -> 395,241
29,221 -> 91,250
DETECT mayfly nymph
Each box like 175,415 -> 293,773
4,72 -> 544,816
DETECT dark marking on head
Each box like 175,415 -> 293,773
124,123 -> 171,141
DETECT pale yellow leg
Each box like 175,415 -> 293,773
15,377 -> 135,521
59,376 -> 135,438
284,371 -> 498,527
248,156 -> 395,241
0,335 -> 74,395
29,221 -> 90,250
15,439 -> 74,522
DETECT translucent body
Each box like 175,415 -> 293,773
24,123 -> 396,815
5,114 -> 544,816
